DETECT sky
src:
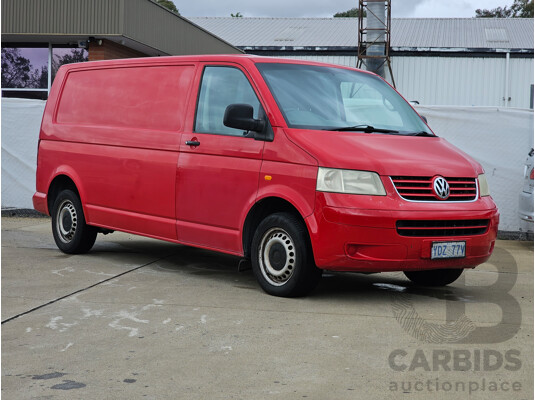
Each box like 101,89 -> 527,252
174,0 -> 514,18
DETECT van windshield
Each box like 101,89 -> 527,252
256,63 -> 433,136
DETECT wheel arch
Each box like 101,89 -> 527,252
242,196 -> 309,260
47,173 -> 82,215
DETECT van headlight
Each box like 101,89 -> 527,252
316,168 -> 386,195
478,174 -> 490,197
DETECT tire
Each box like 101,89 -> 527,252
51,189 -> 97,254
404,268 -> 463,287
251,212 -> 322,297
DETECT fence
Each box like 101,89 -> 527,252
2,98 -> 533,234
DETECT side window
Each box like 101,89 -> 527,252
195,66 -> 261,136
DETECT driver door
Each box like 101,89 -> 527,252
176,65 -> 266,254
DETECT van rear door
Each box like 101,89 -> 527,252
176,64 -> 265,254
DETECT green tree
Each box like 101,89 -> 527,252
156,0 -> 180,14
231,12 -> 243,17
476,0 -> 533,17
511,0 -> 534,16
476,6 -> 512,17
334,7 -> 365,17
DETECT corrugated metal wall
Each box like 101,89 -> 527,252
390,56 -> 533,108
123,1 -> 241,55
278,54 -> 534,109
2,0 -> 241,56
508,58 -> 534,108
1,0 -> 123,35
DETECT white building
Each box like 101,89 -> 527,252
190,17 -> 534,109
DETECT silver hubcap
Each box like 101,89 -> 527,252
56,200 -> 77,243
258,228 -> 296,286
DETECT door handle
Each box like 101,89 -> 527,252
185,140 -> 200,147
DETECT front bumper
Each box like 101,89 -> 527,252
306,192 -> 499,272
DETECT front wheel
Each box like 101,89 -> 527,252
251,212 -> 322,297
51,189 -> 97,254
404,268 -> 463,287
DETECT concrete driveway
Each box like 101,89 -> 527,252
2,216 -> 533,399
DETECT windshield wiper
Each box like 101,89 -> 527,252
406,131 -> 435,137
326,125 -> 399,133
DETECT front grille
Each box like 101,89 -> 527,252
396,219 -> 490,237
391,176 -> 477,202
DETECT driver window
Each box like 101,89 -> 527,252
195,66 -> 261,136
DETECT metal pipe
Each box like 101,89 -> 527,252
366,1 -> 386,77
504,51 -> 510,107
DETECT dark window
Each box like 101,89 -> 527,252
1,47 -> 48,90
1,45 -> 88,100
52,48 -> 88,82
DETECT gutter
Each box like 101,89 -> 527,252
237,44 -> 533,54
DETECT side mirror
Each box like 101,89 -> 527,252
420,115 -> 428,124
224,104 -> 265,133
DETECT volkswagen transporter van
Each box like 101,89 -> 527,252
33,55 -> 499,297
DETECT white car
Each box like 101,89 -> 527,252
518,148 -> 534,223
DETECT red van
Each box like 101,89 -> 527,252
33,55 -> 499,297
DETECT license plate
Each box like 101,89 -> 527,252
431,241 -> 466,259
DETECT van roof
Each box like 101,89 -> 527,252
58,54 -> 365,73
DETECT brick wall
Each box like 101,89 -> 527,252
88,39 -> 147,61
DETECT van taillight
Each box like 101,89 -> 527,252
530,168 -> 534,180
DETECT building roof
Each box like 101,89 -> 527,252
1,0 -> 242,56
188,17 -> 534,52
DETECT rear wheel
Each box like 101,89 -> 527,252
51,189 -> 97,254
251,212 -> 322,297
404,268 -> 463,286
